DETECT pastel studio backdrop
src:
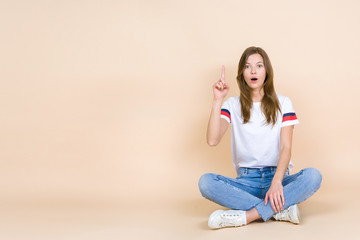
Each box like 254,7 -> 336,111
0,0 -> 359,238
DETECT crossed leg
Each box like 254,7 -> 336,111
198,168 -> 322,223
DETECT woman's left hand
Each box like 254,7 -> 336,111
265,180 -> 285,213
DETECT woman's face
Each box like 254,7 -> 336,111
243,53 -> 266,92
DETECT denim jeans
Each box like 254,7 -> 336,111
198,167 -> 322,221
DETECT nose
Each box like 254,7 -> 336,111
251,67 -> 256,74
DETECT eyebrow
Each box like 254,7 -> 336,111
245,61 -> 264,64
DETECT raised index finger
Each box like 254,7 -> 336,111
220,65 -> 225,83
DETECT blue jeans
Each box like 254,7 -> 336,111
198,167 -> 322,221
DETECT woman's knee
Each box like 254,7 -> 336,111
198,173 -> 217,197
302,167 -> 322,190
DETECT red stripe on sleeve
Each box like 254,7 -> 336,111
221,111 -> 231,122
282,115 -> 297,122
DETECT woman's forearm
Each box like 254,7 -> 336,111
206,98 -> 224,146
273,147 -> 291,183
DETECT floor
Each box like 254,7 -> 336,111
0,185 -> 358,240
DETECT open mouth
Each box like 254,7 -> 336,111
251,78 -> 258,81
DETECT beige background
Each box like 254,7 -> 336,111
0,0 -> 359,239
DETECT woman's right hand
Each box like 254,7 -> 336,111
213,65 -> 230,100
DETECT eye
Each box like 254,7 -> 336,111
245,65 -> 250,69
257,64 -> 263,68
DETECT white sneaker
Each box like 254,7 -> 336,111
273,204 -> 300,224
208,209 -> 247,229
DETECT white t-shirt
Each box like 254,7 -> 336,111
220,94 -> 299,175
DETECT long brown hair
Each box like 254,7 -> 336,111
236,46 -> 281,127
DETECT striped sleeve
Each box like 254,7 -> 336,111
281,97 -> 300,127
220,99 -> 231,123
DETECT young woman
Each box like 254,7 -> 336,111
198,46 -> 322,229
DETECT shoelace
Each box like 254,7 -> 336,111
219,212 -> 243,226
